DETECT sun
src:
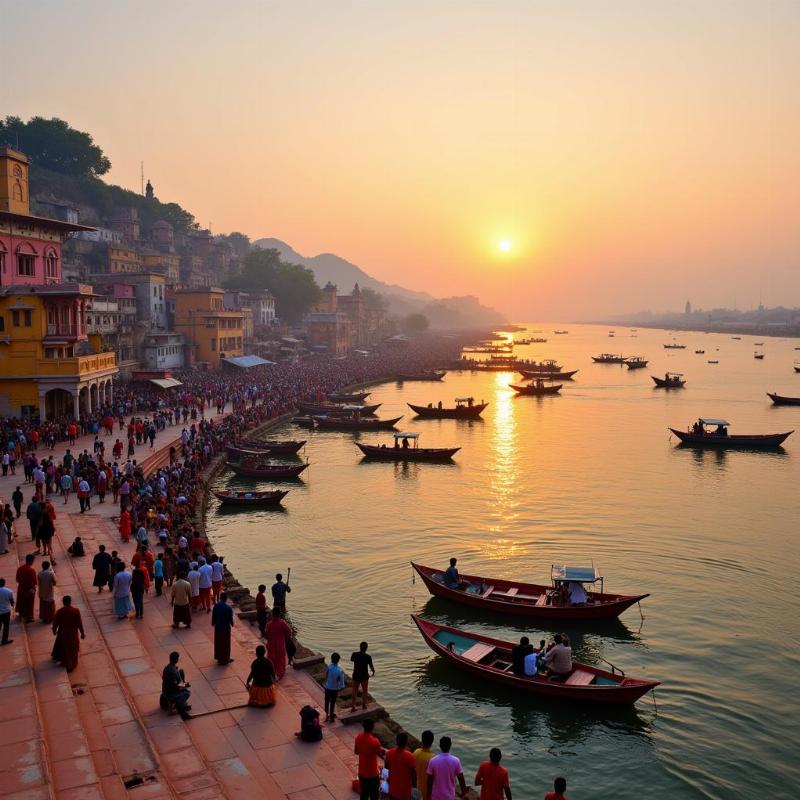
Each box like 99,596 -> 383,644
498,238 -> 512,253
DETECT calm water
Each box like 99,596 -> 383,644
207,324 -> 800,799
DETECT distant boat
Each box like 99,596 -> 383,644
732,336 -> 742,340
519,368 -> 579,380
625,357 -> 648,370
553,330 -> 569,334
669,418 -> 792,449
754,342 -> 764,346
652,373 -> 685,389
664,343 -> 687,349
767,392 -> 800,406
695,350 -> 705,354
592,354 -> 627,364
708,360 -> 719,364
754,353 -> 765,360
509,382 -> 562,396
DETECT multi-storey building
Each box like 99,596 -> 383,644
304,282 -> 352,354
174,287 -> 244,366
142,332 -> 185,371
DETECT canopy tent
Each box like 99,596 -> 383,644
221,355 -> 274,369
551,565 -> 601,583
699,418 -> 730,426
149,378 -> 183,389
393,432 -> 420,439
455,397 -> 474,403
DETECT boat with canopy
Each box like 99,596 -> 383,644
509,381 -> 562,396
652,372 -> 685,388
408,397 -> 488,419
592,354 -> 627,364
669,418 -> 793,449
357,432 -> 460,461
625,357 -> 648,370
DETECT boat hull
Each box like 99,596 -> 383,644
669,428 -> 792,449
357,444 -> 460,461
238,439 -> 307,454
296,401 -> 381,416
328,392 -> 370,403
408,402 -> 488,419
652,377 -> 685,388
397,372 -> 446,381
411,616 -> 659,704
213,490 -> 288,506
767,393 -> 800,406
314,415 -> 403,431
411,563 -> 647,620
227,462 -> 309,479
509,383 -> 562,396
519,369 -> 578,380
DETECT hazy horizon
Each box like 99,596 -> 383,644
2,0 -> 798,319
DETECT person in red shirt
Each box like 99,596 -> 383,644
544,776 -> 569,800
385,732 -> 417,800
475,748 -> 512,800
354,718 -> 385,800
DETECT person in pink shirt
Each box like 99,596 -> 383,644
426,736 -> 468,800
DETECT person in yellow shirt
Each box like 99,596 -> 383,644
413,729 -> 435,799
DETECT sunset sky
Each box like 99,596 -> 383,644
2,1 -> 798,319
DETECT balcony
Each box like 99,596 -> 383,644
36,352 -> 118,378
45,324 -> 83,339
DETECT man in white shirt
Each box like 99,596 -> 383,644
197,558 -> 213,612
187,563 -> 201,613
0,578 -> 15,645
210,556 -> 224,602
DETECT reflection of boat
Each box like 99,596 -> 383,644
519,369 -> 578,380
625,357 -> 648,370
592,354 -> 627,364
357,433 -> 459,461
397,371 -> 446,381
314,415 -> 403,431
411,616 -> 659,705
411,563 -> 648,620
652,372 -> 685,389
328,391 -> 370,403
296,400 -> 381,415
669,418 -> 792,449
409,398 -> 488,419
227,461 -> 309,479
767,392 -> 800,406
213,490 -> 288,507
509,382 -> 562,396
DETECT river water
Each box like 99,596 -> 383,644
206,324 -> 800,799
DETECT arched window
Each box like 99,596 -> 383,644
44,247 -> 59,279
0,241 -> 6,274
15,242 -> 37,277
12,181 -> 24,203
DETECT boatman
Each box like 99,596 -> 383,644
444,558 -> 469,591
271,573 -> 291,613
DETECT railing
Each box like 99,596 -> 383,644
36,352 -> 117,376
46,324 -> 80,337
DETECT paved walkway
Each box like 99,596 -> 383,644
0,418 -> 357,800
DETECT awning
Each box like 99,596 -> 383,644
150,378 -> 183,389
700,418 -> 729,426
222,355 -> 274,369
551,565 -> 601,583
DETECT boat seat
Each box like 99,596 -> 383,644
480,585 -> 495,599
461,643 -> 495,663
534,595 -> 548,606
565,669 -> 595,686
514,593 -> 539,602
494,588 -> 518,598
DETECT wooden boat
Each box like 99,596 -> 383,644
396,371 -> 446,381
625,357 -> 648,370
695,350 -> 705,354
520,359 -> 562,372
663,343 -> 686,349
553,330 -> 569,334
754,353 -> 765,360
411,616 -> 659,705
226,444 -> 271,460
328,391 -> 370,403
314,415 -> 403,431
357,433 -> 459,461
292,416 -> 316,428
652,373 -> 685,389
408,398 -> 488,419
708,360 -> 719,365
519,369 -> 578,380
296,400 -> 381,416
411,562 -> 648,620
592,354 -> 626,363
767,393 -> 800,406
213,490 -> 288,507
227,461 -> 309,479
795,366 -> 800,373
669,418 -> 792,449
509,383 -> 562,396
239,439 -> 306,454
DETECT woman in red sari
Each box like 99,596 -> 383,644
51,596 -> 85,672
266,611 -> 292,680
15,554 -> 37,622
119,509 -> 132,543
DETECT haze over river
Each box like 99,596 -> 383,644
207,324 -> 800,799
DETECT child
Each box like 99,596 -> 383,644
324,652 -> 345,722
154,554 -> 165,596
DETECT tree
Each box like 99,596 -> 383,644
360,287 -> 389,313
0,116 -> 111,177
402,313 -> 430,334
217,232 -> 252,258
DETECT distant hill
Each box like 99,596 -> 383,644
254,238 -> 506,328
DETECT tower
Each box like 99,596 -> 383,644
0,146 -> 30,215
685,299 -> 692,315
145,179 -> 154,200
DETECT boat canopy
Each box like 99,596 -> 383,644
699,418 -> 730,426
455,397 -> 474,403
666,372 -> 684,376
393,432 -> 420,439
551,565 -> 601,583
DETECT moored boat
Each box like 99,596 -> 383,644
227,461 -> 309,479
239,439 -> 307,454
509,382 -> 562,396
411,562 -> 648,620
767,393 -> 800,406
292,416 -> 316,428
357,433 -> 460,461
408,397 -> 488,419
296,400 -> 381,416
314,414 -> 403,431
592,354 -> 627,364
226,444 -> 271,460
396,371 -> 446,381
652,372 -> 685,389
519,368 -> 578,380
327,391 -> 370,403
625,357 -> 648,370
669,418 -> 792,449
213,489 -> 288,507
411,616 -> 659,705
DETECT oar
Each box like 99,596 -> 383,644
286,567 -> 291,587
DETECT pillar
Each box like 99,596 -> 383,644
73,391 -> 80,420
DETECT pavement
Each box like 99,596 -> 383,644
0,414 -> 358,800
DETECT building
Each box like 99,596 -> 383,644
103,244 -> 142,275
90,282 -> 139,374
142,249 -> 180,284
224,290 -> 276,327
180,253 -> 211,288
109,207 -> 140,242
0,283 -> 118,419
142,332 -> 185,371
303,282 -> 352,353
173,287 -> 244,366
1,147 -> 95,288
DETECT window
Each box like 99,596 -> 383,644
210,337 -> 216,351
12,310 -> 20,326
17,253 -> 35,276
0,246 -> 6,273
45,252 -> 58,278
24,310 -> 32,327
0,316 -> 4,331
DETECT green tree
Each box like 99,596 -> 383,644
217,231 -> 252,258
1,116 -> 111,177
402,313 -> 430,334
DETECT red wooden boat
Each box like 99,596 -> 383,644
357,433 -> 459,461
408,398 -> 488,419
328,391 -> 371,403
296,400 -> 381,416
213,490 -> 288,507
411,616 -> 659,705
519,369 -> 578,380
314,415 -> 402,431
410,563 -> 647,620
239,439 -> 306,454
509,383 -> 562,396
227,444 -> 271,460
670,418 -> 792,449
227,460 -> 308,479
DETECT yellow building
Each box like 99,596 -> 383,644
142,250 -> 180,284
173,288 -> 244,367
0,283 -> 118,419
107,245 -> 142,274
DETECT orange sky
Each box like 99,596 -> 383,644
3,1 -> 798,319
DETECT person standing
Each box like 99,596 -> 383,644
154,554 -> 164,596
51,596 -> 85,673
111,562 -> 133,620
414,730 -> 436,800
474,748 -> 512,800
92,545 -> 113,593
255,584 -> 268,637
0,577 -> 15,645
324,652 -> 345,722
118,508 -> 132,543
265,610 -> 292,679
170,573 -> 192,629
131,562 -> 146,620
197,557 -> 213,612
385,732 -> 417,800
77,477 -> 91,513
211,592 -> 234,665
354,718 -> 385,800
245,645 -> 276,707
38,510 -> 55,560
0,517 -> 9,555
26,498 -> 42,543
426,737 -> 468,800
60,471 -> 72,504
210,555 -> 224,602
37,561 -> 57,624
544,777 -> 569,800
15,553 -> 37,622
271,572 -> 291,613
350,641 -> 375,711
12,486 -> 23,518
187,562 -> 201,613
